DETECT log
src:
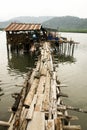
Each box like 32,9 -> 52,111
63,125 -> 81,130
24,78 -> 39,107
20,107 -> 28,122
55,118 -> 63,130
45,120 -> 55,130
57,97 -> 61,105
26,94 -> 37,120
8,113 -> 14,123
56,84 -> 67,87
8,115 -> 16,130
19,107 -> 28,129
40,59 -> 47,76
0,121 -> 10,127
35,94 -> 44,111
42,71 -> 51,111
51,72 -> 56,100
36,76 -> 45,94
67,105 -> 87,113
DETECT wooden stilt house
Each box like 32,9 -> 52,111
5,23 -> 47,52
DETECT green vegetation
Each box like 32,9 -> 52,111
60,29 -> 87,33
0,16 -> 87,33
43,16 -> 87,33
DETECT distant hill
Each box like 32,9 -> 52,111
43,16 -> 87,33
0,16 -> 53,29
0,16 -> 87,32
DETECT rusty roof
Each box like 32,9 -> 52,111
5,23 -> 42,31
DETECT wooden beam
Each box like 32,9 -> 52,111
24,78 -> 39,107
26,94 -> 37,120
0,121 -> 10,127
55,118 -> 63,130
45,120 -> 55,130
63,125 -> 81,130
26,111 -> 45,130
56,84 -> 67,87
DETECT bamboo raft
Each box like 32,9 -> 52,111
0,42 -> 82,130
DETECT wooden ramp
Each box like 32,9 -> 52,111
0,42 -> 82,130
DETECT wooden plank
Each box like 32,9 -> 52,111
37,76 -> 45,94
42,71 -> 51,111
35,94 -> 44,111
8,115 -> 16,130
26,94 -> 37,120
24,78 -> 39,107
26,111 -> 45,130
55,118 -> 63,130
63,125 -> 81,130
20,107 -> 28,125
56,84 -> 67,87
45,120 -> 55,130
57,97 -> 61,105
51,72 -> 56,100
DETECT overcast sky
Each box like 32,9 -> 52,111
0,0 -> 87,21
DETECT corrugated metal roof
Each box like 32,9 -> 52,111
5,23 -> 42,31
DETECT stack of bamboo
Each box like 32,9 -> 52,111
6,42 -> 81,130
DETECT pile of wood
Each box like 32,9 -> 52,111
0,42 -> 81,130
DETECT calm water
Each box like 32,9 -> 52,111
0,31 -> 87,130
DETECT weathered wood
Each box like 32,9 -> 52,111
51,72 -> 56,100
56,84 -> 67,87
36,76 -> 45,94
8,113 -> 14,123
35,94 -> 44,111
26,94 -> 37,120
24,78 -> 39,107
63,125 -> 81,130
55,118 -> 63,130
6,41 -> 82,130
20,107 -> 28,123
8,115 -> 16,130
57,98 -> 61,105
45,120 -> 55,130
0,121 -> 10,127
26,111 -> 45,130
67,105 -> 87,113
42,71 -> 51,111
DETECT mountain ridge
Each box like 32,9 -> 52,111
43,16 -> 87,32
0,16 -> 87,32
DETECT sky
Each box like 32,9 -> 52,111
0,0 -> 87,21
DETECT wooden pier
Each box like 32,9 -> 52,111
0,42 -> 82,130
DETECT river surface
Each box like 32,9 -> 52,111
0,31 -> 87,130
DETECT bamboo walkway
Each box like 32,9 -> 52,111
0,42 -> 81,130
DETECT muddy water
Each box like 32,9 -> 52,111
0,31 -> 87,130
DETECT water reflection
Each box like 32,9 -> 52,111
7,53 -> 36,73
53,45 -> 77,64
55,54 -> 76,63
